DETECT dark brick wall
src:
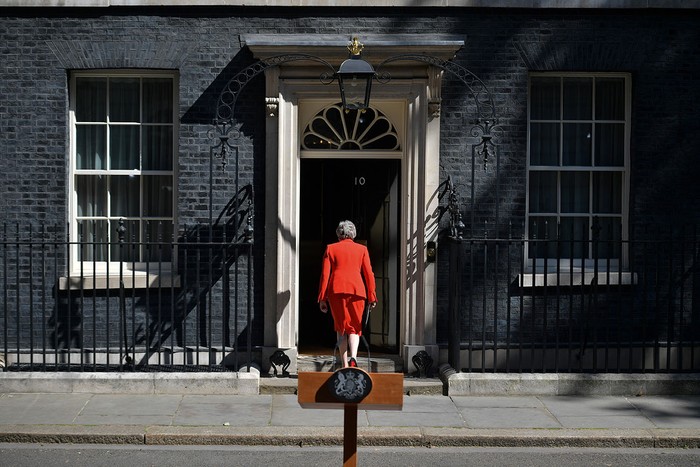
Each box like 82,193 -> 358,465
1,7 -> 699,352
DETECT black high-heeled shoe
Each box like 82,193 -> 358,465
348,357 -> 357,368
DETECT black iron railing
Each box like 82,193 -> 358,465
4,219 -> 698,374
0,222 -> 254,372
445,224 -> 700,373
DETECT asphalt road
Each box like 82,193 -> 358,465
2,444 -> 700,467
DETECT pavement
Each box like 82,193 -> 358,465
1,374 -> 700,448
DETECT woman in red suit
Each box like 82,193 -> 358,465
318,220 -> 377,368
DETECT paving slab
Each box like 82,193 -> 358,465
363,393 -> 464,427
174,395 -> 272,427
538,395 -> 640,416
528,396 -> 668,429
628,396 -> 700,428
75,394 -> 181,425
268,393 -> 358,426
555,414 -> 657,429
0,393 -> 91,424
80,394 -> 183,416
461,407 -> 561,429
450,395 -> 545,408
366,410 -> 465,427
400,394 -> 457,412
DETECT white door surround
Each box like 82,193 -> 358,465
244,35 -> 465,373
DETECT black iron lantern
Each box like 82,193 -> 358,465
336,37 -> 375,111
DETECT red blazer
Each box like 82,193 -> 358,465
317,239 -> 377,303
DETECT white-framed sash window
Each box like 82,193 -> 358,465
526,73 -> 631,274
69,70 -> 178,279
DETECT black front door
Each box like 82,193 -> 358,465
299,158 -> 400,354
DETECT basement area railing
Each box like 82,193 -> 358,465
445,223 -> 700,373
1,221 -> 254,372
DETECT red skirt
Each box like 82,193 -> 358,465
327,294 -> 365,336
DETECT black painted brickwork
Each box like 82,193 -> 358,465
1,7 -> 699,350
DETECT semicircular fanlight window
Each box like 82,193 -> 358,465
302,103 -> 400,151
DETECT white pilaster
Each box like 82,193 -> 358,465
423,67 -> 444,347
263,67 -> 281,349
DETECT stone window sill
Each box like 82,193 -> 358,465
517,272 -> 637,288
58,273 -> 180,291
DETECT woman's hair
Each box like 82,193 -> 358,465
336,220 -> 357,240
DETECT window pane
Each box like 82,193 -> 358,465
143,221 -> 173,262
143,175 -> 173,217
593,217 -> 622,260
528,171 -> 557,213
563,78 -> 592,120
561,172 -> 589,213
362,120 -> 396,150
596,78 -> 625,120
75,77 -> 107,122
530,77 -> 560,120
110,219 -> 139,263
304,119 -> 337,149
326,104 -> 343,131
559,217 -> 589,259
593,172 -> 622,214
595,123 -> 624,167
76,175 -> 106,217
528,216 -> 558,259
76,125 -> 106,169
530,123 -> 559,166
109,78 -> 140,122
143,78 -> 173,123
109,125 -> 139,170
142,126 -> 173,170
357,108 -> 379,137
110,175 -> 140,217
78,220 -> 108,262
563,123 -> 592,166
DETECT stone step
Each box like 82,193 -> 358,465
296,354 -> 402,373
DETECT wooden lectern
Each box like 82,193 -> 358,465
298,369 -> 403,467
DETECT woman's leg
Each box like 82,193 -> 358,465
336,331 -> 348,367
348,333 -> 360,362
346,297 -> 363,366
